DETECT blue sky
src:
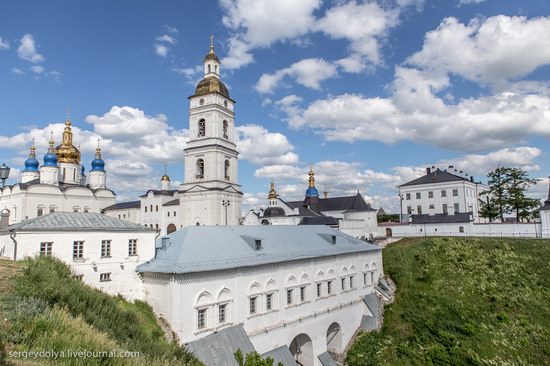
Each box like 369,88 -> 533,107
1,0 -> 549,212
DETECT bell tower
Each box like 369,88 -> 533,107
180,37 -> 242,226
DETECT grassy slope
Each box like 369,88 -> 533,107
347,237 -> 550,366
0,256 -> 201,366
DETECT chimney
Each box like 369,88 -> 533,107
0,209 -> 10,230
426,167 -> 431,174
470,176 -> 474,182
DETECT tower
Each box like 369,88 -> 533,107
55,113 -> 82,185
180,37 -> 242,226
40,132 -> 60,186
89,140 -> 106,189
22,139 -> 40,183
268,180 -> 279,207
161,167 -> 171,191
304,166 -> 320,208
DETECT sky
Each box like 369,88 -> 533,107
1,0 -> 549,213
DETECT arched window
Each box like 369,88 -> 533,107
223,120 -> 228,139
196,222 -> 200,226
37,205 -> 45,217
167,223 -> 177,234
208,64 -> 211,73
215,65 -> 218,73
224,160 -> 230,180
198,119 -> 205,137
196,159 -> 204,179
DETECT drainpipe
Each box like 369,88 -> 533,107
10,230 -> 17,260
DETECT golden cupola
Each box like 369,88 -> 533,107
55,116 -> 81,164
268,179 -> 278,200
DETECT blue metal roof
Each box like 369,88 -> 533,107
138,225 -> 381,275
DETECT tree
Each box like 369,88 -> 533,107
480,167 -> 510,222
506,167 -> 539,222
234,349 -> 283,366
478,195 -> 499,223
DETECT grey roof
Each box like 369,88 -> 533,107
318,352 -> 338,366
363,294 -> 379,318
103,201 -> 141,211
5,212 -> 155,232
138,225 -> 381,275
262,206 -> 286,217
164,198 -> 180,206
261,346 -> 296,366
186,325 -> 255,366
411,212 -> 472,224
3,178 -> 116,195
139,189 -> 178,197
359,314 -> 377,331
299,216 -> 339,226
398,168 -> 477,187
285,192 -> 374,213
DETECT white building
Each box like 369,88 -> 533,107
0,212 -> 156,301
0,117 -> 115,225
137,225 -> 383,366
398,166 -> 489,223
104,40 -> 242,234
244,170 -> 381,239
540,178 -> 550,238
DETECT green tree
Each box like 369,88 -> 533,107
480,167 -> 510,222
234,349 -> 283,366
506,167 -> 539,222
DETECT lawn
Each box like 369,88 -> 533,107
346,237 -> 550,365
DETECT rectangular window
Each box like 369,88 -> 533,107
442,204 -> 448,214
249,297 -> 257,314
266,293 -> 273,311
286,289 -> 293,305
99,272 -> 111,282
327,280 -> 333,295
300,286 -> 306,302
405,193 -> 411,200
73,241 -> 84,259
371,271 -> 375,284
428,191 -> 433,198
417,205 -> 422,215
167,212 -> 170,217
454,203 -> 460,213
218,304 -> 227,324
73,274 -> 83,281
40,242 -> 53,256
317,283 -> 322,297
255,239 -> 262,250
128,239 -> 138,256
145,206 -> 147,213
341,277 -> 346,291
452,189 -> 458,197
101,240 -> 111,258
441,190 -> 447,197
364,273 -> 368,285
174,211 -> 177,217
350,276 -> 355,289
459,226 -> 465,233
416,192 -> 421,199
197,308 -> 206,329
84,208 -> 89,213
429,204 -> 435,209
407,206 -> 412,214
37,208 -> 43,217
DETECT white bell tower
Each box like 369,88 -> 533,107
180,37 -> 242,226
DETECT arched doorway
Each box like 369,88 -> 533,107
167,223 -> 177,234
326,322 -> 342,354
386,227 -> 393,237
289,333 -> 314,366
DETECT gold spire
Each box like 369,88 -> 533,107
323,185 -> 328,199
308,166 -> 315,189
48,131 -> 55,153
55,111 -> 81,164
203,35 -> 220,63
29,138 -> 36,158
268,179 -> 278,200
210,35 -> 214,53
95,138 -> 102,158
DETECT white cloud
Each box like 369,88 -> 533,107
30,65 -> 45,74
17,34 -> 44,63
254,165 -> 304,180
11,68 -> 24,75
458,0 -> 486,5
154,44 -> 168,58
236,124 -> 298,165
0,36 -> 9,50
256,58 -> 337,93
172,65 -> 204,85
161,25 -> 179,34
408,16 -> 550,86
156,34 -> 176,44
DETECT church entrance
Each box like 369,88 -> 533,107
326,322 -> 342,354
167,224 -> 177,234
289,333 -> 314,366
386,227 -> 393,237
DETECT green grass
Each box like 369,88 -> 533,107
346,237 -> 550,366
0,256 -> 201,365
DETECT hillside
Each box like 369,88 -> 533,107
0,256 -> 201,366
347,237 -> 550,365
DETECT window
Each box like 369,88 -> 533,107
49,207 -> 56,213
224,100 -> 228,108
331,235 -> 336,244
416,192 -> 421,199
428,191 -> 433,198
155,224 -> 159,230
350,276 -> 355,289
364,273 -> 368,285
73,274 -> 83,281
341,277 -> 346,291
429,204 -> 435,209
223,120 -> 228,139
327,280 -> 333,295
101,240 -> 111,258
199,98 -> 204,105
300,286 -> 306,302
249,297 -> 257,314
317,283 -> 322,297
168,212 -> 170,217
174,211 -> 177,217
218,304 -> 227,324
286,289 -> 293,305
442,204 -> 448,214
128,239 -> 138,256
406,193 -> 411,200
150,205 -> 153,212
459,226 -> 465,233
84,207 -> 89,213
266,293 -> 273,311
407,206 -> 412,214
145,206 -> 148,213
371,271 -> 375,284
73,208 -> 79,213
198,119 -> 206,137
452,189 -> 458,197
454,203 -> 460,213
73,241 -> 84,259
197,308 -> 207,329
441,190 -> 447,197
224,160 -> 230,180
417,205 -> 422,215
100,273 -> 111,282
196,159 -> 204,179
40,242 -> 53,256
254,239 -> 262,250
37,207 -> 44,216
156,205 -> 159,212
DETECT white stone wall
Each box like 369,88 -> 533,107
0,230 -> 156,301
541,209 -> 550,238
104,207 -> 142,226
381,222 -> 542,238
141,249 -> 383,363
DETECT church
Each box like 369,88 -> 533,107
0,116 -> 115,225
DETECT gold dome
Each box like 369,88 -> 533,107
268,179 -> 278,200
193,76 -> 230,99
55,118 -> 81,164
161,174 -> 170,181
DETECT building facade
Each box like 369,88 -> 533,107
540,177 -> 550,238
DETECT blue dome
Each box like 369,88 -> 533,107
81,165 -> 85,174
24,157 -> 40,172
43,152 -> 58,167
91,158 -> 105,172
305,187 -> 319,197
